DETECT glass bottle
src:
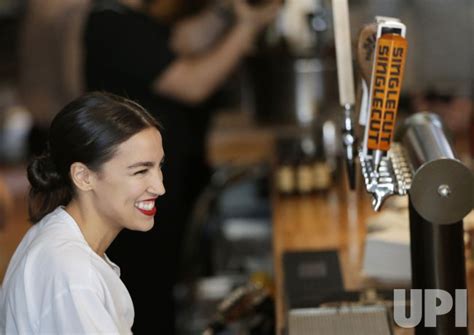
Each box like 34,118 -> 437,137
275,156 -> 296,196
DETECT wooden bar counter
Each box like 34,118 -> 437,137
272,177 -> 474,334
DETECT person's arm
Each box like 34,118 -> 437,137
170,3 -> 232,56
153,0 -> 280,105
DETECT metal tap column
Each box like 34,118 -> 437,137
398,113 -> 473,335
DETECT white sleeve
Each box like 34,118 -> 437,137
38,287 -> 128,334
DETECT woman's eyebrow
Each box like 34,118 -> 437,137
127,161 -> 155,169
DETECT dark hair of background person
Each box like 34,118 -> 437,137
27,91 -> 161,223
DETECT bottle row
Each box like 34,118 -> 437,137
275,159 -> 332,195
274,135 -> 333,196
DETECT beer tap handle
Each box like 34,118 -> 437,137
362,17 -> 407,169
356,17 -> 410,211
331,0 -> 356,189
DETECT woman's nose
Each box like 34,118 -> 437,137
149,173 -> 165,196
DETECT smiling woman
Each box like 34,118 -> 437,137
73,126 -> 166,236
0,92 -> 165,334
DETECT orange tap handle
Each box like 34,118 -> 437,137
367,34 -> 408,151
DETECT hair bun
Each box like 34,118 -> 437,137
27,153 -> 65,192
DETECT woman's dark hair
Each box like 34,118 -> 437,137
27,91 -> 161,223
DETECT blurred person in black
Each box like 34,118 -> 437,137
83,0 -> 280,333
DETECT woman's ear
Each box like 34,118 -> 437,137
69,162 -> 94,191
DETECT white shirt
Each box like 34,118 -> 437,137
0,207 -> 134,334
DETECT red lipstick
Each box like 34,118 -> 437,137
136,198 -> 157,217
137,206 -> 156,216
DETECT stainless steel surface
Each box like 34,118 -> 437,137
397,113 -> 454,170
398,112 -> 473,224
409,159 -> 472,225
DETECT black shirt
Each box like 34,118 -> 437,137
85,2 -> 174,98
84,1 -> 196,159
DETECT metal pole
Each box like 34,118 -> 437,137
409,197 -> 467,335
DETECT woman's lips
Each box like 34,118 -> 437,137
135,199 -> 157,217
137,206 -> 156,217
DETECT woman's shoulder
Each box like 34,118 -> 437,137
33,207 -> 84,246
25,209 -> 97,279
1,211 -> 102,307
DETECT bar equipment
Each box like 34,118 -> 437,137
243,3 -> 337,127
330,4 -> 473,334
362,18 -> 407,170
397,113 -> 472,335
331,8 -> 410,209
331,0 -> 356,189
357,17 -> 408,211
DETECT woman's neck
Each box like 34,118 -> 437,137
65,200 -> 120,258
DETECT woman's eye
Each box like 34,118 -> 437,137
134,169 -> 148,175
